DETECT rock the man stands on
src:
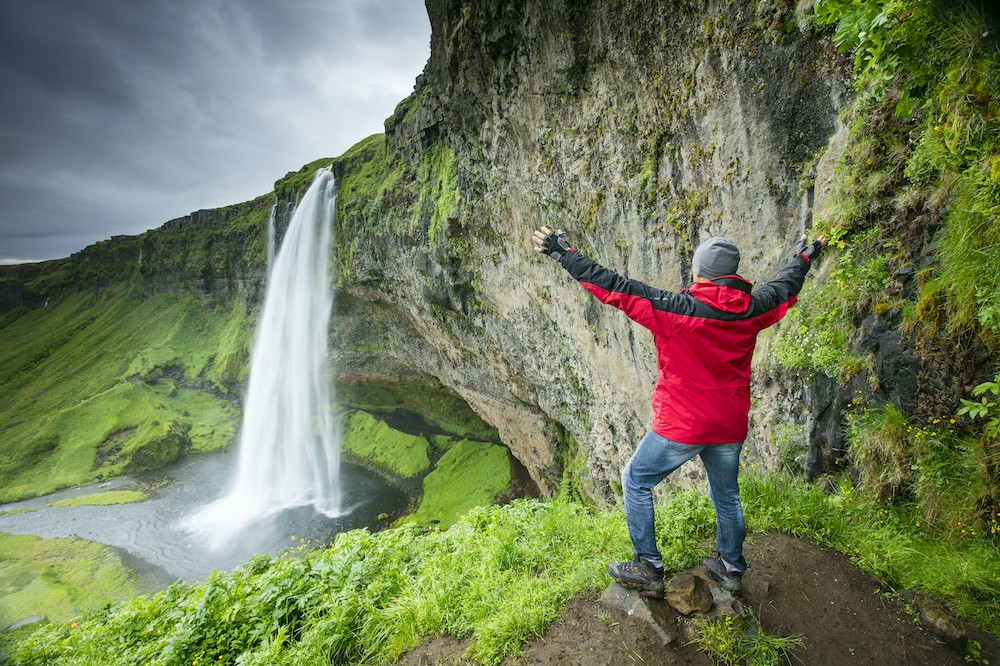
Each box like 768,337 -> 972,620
531,226 -> 823,597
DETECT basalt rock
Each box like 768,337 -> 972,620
333,0 -> 852,499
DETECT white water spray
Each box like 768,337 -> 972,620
184,167 -> 341,549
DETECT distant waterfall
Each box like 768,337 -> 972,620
184,167 -> 341,548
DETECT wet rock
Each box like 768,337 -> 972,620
665,571 -> 713,615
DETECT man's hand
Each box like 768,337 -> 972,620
795,234 -> 826,262
532,226 -> 574,261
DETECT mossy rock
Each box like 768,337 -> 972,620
123,422 -> 190,474
408,440 -> 512,528
342,411 -> 431,478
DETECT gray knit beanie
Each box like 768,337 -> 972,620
692,237 -> 740,278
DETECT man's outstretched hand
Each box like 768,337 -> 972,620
532,226 -> 574,261
796,234 -> 826,263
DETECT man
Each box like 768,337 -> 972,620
531,225 -> 823,597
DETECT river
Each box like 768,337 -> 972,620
0,447 -> 408,588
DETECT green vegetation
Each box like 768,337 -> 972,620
11,501 -> 632,666
767,0 -> 1000,579
407,440 -> 511,528
48,491 -> 147,507
821,1 -> 1000,336
693,614 -> 803,666
775,0 -> 1000,375
0,532 -> 140,629
341,410 -> 431,478
331,133 -> 462,283
11,475 -> 1000,665
847,401 -> 1000,540
0,509 -> 35,517
0,287 -> 241,502
418,141 -> 460,247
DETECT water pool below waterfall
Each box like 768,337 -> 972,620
0,446 -> 408,587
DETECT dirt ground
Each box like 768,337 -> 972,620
396,531 -> 1000,665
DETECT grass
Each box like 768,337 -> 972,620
407,440 -> 511,528
341,410 -> 431,478
48,491 -> 147,507
8,474 -> 1000,665
0,287 -> 242,502
693,614 -> 804,666
0,532 -> 140,629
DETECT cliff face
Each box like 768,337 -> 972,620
334,0 -> 851,497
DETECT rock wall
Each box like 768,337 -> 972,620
335,0 -> 852,500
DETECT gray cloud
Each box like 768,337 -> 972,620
0,0 -> 430,263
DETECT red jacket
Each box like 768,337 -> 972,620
560,251 -> 812,444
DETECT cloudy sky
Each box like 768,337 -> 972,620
0,0 -> 431,264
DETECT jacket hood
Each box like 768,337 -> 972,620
686,275 -> 752,313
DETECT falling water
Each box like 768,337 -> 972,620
183,167 -> 341,549
266,203 -> 276,273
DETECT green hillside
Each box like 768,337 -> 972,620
0,287 -> 244,502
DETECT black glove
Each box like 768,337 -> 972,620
795,235 -> 824,263
538,230 -> 574,261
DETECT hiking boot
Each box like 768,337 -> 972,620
702,555 -> 743,596
607,557 -> 664,597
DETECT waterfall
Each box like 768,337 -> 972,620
183,167 -> 341,548
266,203 -> 276,273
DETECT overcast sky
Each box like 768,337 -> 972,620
0,0 -> 431,264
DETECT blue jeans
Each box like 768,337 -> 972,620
622,430 -> 746,572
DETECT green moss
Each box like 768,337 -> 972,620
48,490 -> 147,507
338,377 -> 499,440
208,298 -> 253,391
407,440 -> 512,528
0,532 -> 139,627
417,141 -> 460,247
342,411 -> 431,478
